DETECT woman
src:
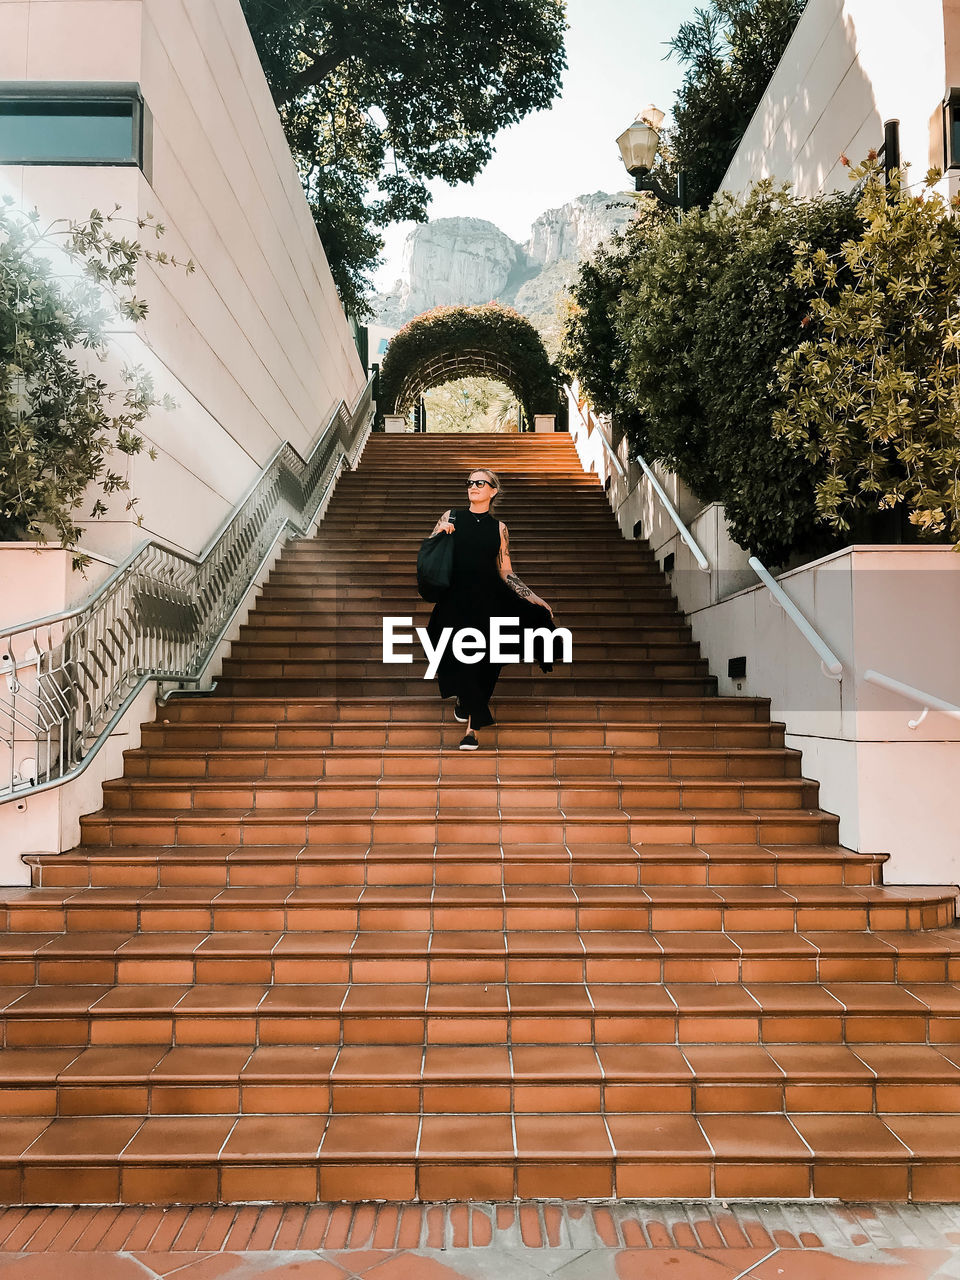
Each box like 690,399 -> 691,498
425,467 -> 554,750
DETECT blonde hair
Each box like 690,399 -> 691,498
467,467 -> 503,506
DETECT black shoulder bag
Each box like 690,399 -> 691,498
417,509 -> 457,602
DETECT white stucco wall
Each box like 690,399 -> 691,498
722,0 -> 952,200
0,0 -> 365,562
688,547 -> 960,885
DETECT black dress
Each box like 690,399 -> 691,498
425,507 -> 553,729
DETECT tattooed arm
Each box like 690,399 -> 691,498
431,509 -> 455,535
497,522 -> 553,618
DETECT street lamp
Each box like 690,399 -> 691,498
616,105 -> 688,218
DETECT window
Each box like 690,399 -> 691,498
0,83 -> 148,169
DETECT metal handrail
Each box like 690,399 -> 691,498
863,669 -> 960,730
748,556 -> 843,681
0,375 -> 375,802
564,382 -> 710,571
634,453 -> 710,572
565,385 -> 626,479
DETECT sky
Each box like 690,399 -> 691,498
372,0 -> 705,291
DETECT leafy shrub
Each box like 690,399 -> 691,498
0,200 -> 191,566
562,181 -> 859,563
558,199 -> 666,427
775,158 -> 960,546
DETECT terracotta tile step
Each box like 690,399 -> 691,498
250,598 -> 685,618
254,594 -> 676,614
262,581 -> 670,600
218,660 -> 712,683
3,1107 -> 946,1203
251,597 -> 686,616
76,805 -> 839,849
266,566 -> 669,584
226,641 -> 705,664
312,531 -> 632,544
218,667 -> 713,688
7,925 -> 958,990
2,881 -> 951,935
4,1043 -> 960,1124
2,979 -> 960,1054
25,841 -> 884,891
251,595 -> 681,616
141,715 -> 785,741
215,677 -> 720,699
287,531 -> 649,544
142,727 -> 783,752
141,721 -> 786,752
98,776 -> 819,814
286,549 -> 658,566
297,518 -> 644,532
242,622 -> 694,643
155,693 -> 774,725
123,744 -> 801,783
304,523 -> 635,536
312,507 -> 621,519
259,572 -> 672,590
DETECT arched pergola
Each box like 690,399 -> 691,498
378,302 -> 560,426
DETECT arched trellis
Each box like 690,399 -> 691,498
378,303 -> 560,427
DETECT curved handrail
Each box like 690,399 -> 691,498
863,668 -> 960,730
0,375 -> 375,802
748,556 -> 843,681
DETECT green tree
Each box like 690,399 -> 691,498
667,0 -> 807,208
0,200 -> 190,567
775,158 -> 960,545
561,181 -> 858,563
424,376 -> 519,432
558,198 -> 667,421
241,0 -> 567,317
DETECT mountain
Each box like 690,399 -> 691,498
372,192 -> 636,352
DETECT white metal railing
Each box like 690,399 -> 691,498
748,556 -> 844,681
863,669 -> 960,730
565,382 -> 710,570
565,385 -> 626,479
634,453 -> 710,572
0,375 -> 375,803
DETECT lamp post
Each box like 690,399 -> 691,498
616,105 -> 688,221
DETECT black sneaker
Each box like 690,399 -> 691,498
458,732 -> 479,751
453,701 -> 468,723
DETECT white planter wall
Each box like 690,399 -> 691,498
569,401 -> 960,887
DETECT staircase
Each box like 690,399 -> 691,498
2,431 -> 960,1206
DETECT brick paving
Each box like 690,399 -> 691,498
0,1201 -> 959,1276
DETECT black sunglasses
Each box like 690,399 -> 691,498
466,479 -> 494,488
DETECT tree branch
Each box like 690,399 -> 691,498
278,46 -> 348,102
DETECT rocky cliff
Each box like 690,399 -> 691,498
373,192 -> 635,349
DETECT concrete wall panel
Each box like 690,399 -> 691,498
724,0 -> 948,197
0,3 -> 30,78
